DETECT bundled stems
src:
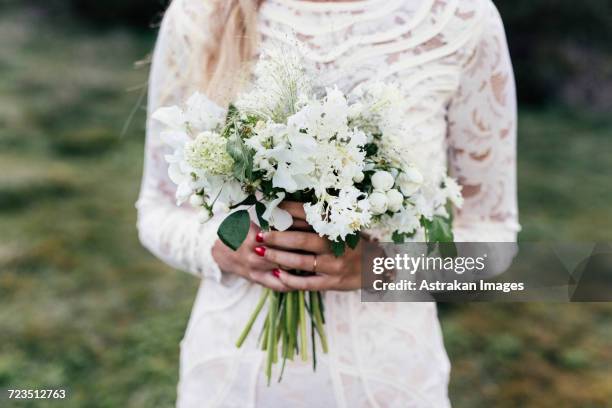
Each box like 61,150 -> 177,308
235,284 -> 327,384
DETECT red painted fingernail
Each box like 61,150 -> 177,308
256,231 -> 264,243
254,246 -> 266,257
272,269 -> 280,278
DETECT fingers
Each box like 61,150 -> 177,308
244,222 -> 262,248
246,251 -> 278,270
279,201 -> 306,220
248,270 -> 292,292
263,247 -> 317,272
275,269 -> 334,291
261,230 -> 331,254
263,247 -> 342,275
291,218 -> 312,231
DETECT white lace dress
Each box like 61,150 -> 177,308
136,0 -> 520,407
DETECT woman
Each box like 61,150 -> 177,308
137,0 -> 520,406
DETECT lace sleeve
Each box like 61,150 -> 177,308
447,1 -> 521,243
136,0 -> 226,281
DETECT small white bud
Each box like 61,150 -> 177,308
189,194 -> 204,207
369,191 -> 389,215
198,209 -> 211,223
386,189 -> 404,212
353,171 -> 365,183
371,171 -> 394,192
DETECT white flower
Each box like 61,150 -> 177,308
393,206 -> 421,235
397,166 -> 423,196
262,193 -> 293,231
189,194 -> 204,207
305,187 -> 371,241
371,171 -> 394,191
184,131 -> 233,175
160,131 -> 201,205
369,191 -> 388,215
386,189 -> 404,212
214,179 -> 248,208
152,92 -> 225,133
183,92 -> 225,131
443,176 -> 464,208
353,171 -> 365,183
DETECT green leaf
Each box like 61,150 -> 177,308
255,201 -> 269,231
425,215 -> 454,243
230,194 -> 257,209
439,242 -> 458,258
225,104 -> 238,122
330,241 -> 346,257
423,215 -> 457,258
217,210 -> 251,250
260,179 -> 274,196
392,230 -> 405,244
364,143 -> 378,157
346,233 -> 360,249
226,130 -> 254,182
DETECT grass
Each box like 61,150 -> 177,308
1,8 -> 611,408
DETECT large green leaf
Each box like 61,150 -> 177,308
217,210 -> 251,250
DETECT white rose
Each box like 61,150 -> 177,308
371,171 -> 394,191
189,194 -> 204,207
353,171 -> 365,183
369,191 -> 388,215
397,167 -> 423,196
386,189 -> 404,212
198,209 -> 211,223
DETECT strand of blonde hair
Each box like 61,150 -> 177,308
203,0 -> 264,105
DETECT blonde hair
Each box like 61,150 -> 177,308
203,0 -> 265,105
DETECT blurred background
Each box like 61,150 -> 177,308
1,0 -> 611,407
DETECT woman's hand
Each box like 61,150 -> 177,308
259,202 -> 363,291
212,222 -> 292,292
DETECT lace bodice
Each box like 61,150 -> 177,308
136,1 -> 519,406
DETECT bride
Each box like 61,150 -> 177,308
136,0 -> 520,406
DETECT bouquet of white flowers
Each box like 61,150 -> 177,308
153,45 -> 463,384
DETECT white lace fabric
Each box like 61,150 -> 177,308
136,0 -> 519,406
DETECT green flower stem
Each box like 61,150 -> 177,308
310,291 -> 328,353
298,290 -> 308,362
265,292 -> 278,384
286,292 -> 295,360
236,288 -> 270,348
259,317 -> 269,351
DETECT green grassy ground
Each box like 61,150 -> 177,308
1,10 -> 611,408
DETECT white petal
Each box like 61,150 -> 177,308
152,106 -> 185,130
270,207 -> 293,231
